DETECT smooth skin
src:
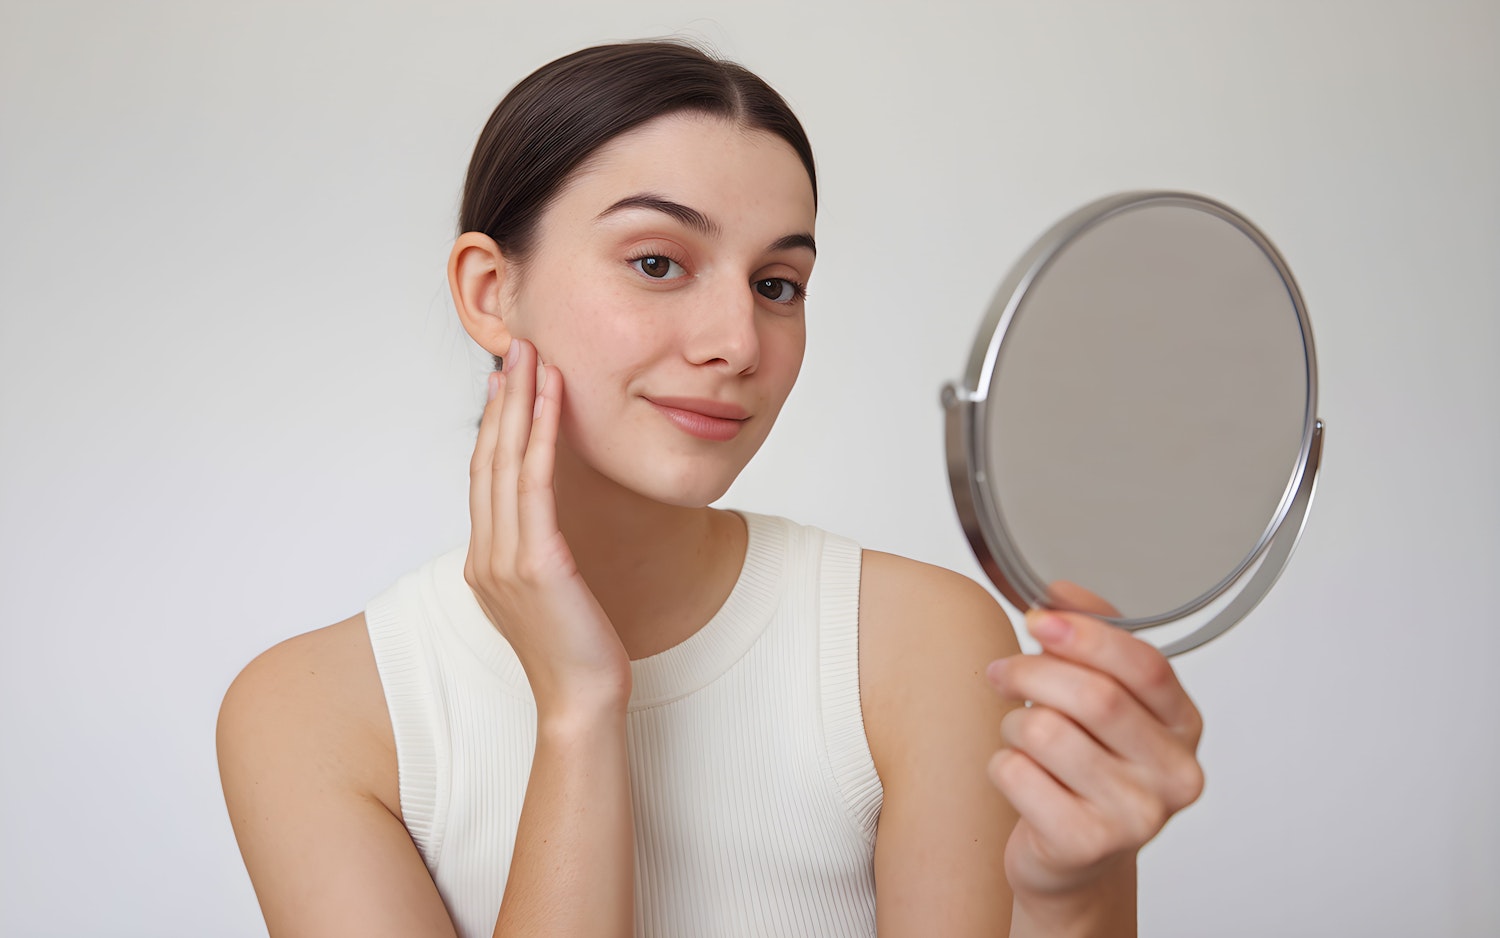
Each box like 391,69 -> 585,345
217,113 -> 1203,937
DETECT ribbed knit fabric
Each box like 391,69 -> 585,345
365,513 -> 882,938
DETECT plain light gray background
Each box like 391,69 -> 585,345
2,2 -> 1496,935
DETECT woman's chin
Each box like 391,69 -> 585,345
635,473 -> 736,511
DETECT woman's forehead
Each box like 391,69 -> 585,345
557,114 -> 817,231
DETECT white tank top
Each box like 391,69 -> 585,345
364,512 -> 883,937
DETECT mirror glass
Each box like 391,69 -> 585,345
945,192 -> 1321,652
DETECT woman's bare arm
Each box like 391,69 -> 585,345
220,342 -> 635,938
468,341 -> 634,937
218,610 -> 633,938
861,551 -> 1020,936
217,616 -> 459,938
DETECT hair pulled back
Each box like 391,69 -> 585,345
459,40 -> 817,267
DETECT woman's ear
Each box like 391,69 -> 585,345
448,231 -> 515,356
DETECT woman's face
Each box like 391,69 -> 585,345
503,113 -> 817,507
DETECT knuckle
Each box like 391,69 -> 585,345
987,748 -> 1024,791
485,556 -> 512,584
466,561 -> 505,601
515,471 -> 553,498
1142,802 -> 1170,843
1184,703 -> 1205,744
514,556 -> 547,585
1137,794 -> 1170,841
1171,758 -> 1206,808
466,557 -> 492,586
1122,810 -> 1164,850
1079,678 -> 1127,724
1018,707 -> 1067,752
1136,774 -> 1176,837
1136,646 -> 1174,690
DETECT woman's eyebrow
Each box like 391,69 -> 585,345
596,194 -> 720,237
768,233 -> 817,256
596,193 -> 816,257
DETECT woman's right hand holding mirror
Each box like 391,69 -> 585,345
986,596 -> 1205,932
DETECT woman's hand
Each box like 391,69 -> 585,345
985,599 -> 1204,908
465,337 -> 631,715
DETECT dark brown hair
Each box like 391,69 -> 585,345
459,40 -> 817,369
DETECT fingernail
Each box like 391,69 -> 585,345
503,338 -> 518,372
532,394 -> 544,419
985,658 -> 1008,684
535,361 -> 547,393
1030,613 -> 1072,644
487,372 -> 500,401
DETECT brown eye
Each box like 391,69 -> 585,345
631,255 -> 684,280
755,278 -> 799,303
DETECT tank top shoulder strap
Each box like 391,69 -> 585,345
814,526 -> 883,844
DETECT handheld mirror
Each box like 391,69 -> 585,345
942,191 -> 1323,656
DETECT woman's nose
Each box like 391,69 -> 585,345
685,277 -> 760,374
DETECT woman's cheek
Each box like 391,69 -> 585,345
765,322 -> 807,391
552,284 -> 645,366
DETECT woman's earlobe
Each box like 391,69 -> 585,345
449,231 -> 513,355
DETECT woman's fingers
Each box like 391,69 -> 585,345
457,339 -> 628,709
516,362 -> 563,553
987,748 -> 1128,880
467,369 -> 506,567
997,703 -> 1183,844
987,614 -> 1206,823
490,338 -> 540,565
987,748 -> 1084,846
1026,610 -> 1202,747
470,337 -> 570,579
989,747 -> 1074,823
988,610 -> 1206,892
988,652 -> 1191,778
469,337 -> 550,581
998,702 -> 1122,802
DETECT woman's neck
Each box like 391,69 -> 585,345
552,450 -> 747,661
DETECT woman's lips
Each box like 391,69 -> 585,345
646,397 -> 749,442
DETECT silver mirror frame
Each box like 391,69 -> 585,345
942,191 -> 1324,656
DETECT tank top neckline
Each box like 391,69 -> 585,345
430,511 -> 788,710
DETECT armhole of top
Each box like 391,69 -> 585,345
365,588 -> 447,865
817,531 -> 884,846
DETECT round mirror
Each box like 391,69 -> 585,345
943,191 -> 1323,656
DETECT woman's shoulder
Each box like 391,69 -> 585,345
217,614 -> 399,818
857,548 -> 1020,667
764,510 -> 1013,652
217,618 -> 462,934
856,549 -> 1021,760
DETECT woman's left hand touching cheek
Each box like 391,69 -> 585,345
985,607 -> 1204,925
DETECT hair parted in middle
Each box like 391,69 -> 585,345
458,41 -> 820,360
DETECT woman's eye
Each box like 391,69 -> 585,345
631,255 -> 685,280
754,278 -> 803,303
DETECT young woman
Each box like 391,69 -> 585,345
217,41 -> 1204,938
